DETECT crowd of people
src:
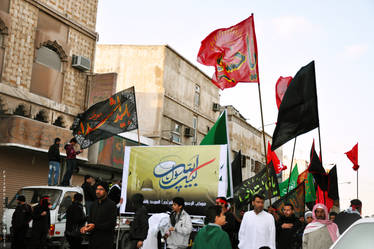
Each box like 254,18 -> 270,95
10,179 -> 363,249
9,137 -> 363,249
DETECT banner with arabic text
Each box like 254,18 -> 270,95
72,87 -> 138,149
120,145 -> 227,215
234,162 -> 279,209
273,182 -> 305,218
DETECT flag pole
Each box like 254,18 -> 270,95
257,83 -> 273,205
286,137 -> 297,194
357,170 -> 358,199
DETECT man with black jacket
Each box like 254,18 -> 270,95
30,196 -> 51,249
276,203 -> 303,249
66,193 -> 86,249
80,182 -> 117,249
82,175 -> 96,216
48,137 -> 61,186
216,197 -> 236,247
108,180 -> 122,212
126,193 -> 149,249
11,195 -> 32,249
334,199 -> 362,234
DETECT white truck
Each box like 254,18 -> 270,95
2,185 -> 205,249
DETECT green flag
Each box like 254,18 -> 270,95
305,172 -> 317,202
279,164 -> 299,197
200,110 -> 233,197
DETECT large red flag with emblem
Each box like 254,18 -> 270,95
345,143 -> 359,171
275,76 -> 293,109
197,15 -> 259,90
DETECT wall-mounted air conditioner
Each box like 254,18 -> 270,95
72,55 -> 91,71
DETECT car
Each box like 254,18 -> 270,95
330,218 -> 374,249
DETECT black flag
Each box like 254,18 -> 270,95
232,151 -> 243,189
271,61 -> 319,151
308,141 -> 328,191
72,87 -> 138,149
328,165 -> 339,200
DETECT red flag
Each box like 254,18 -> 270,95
297,168 -> 309,185
197,15 -> 259,90
275,76 -> 293,109
267,141 -> 287,174
316,186 -> 334,211
345,143 -> 359,171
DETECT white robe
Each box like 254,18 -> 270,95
238,210 -> 276,249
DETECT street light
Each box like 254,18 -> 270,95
338,181 -> 351,184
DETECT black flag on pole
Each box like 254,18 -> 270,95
271,61 -> 319,151
231,151 -> 243,189
72,87 -> 138,149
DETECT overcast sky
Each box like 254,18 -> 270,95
96,0 -> 374,215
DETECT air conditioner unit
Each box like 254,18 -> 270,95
72,55 -> 91,71
184,127 -> 194,137
212,103 -> 220,112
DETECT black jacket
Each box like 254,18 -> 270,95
108,185 -> 121,205
88,197 -> 117,249
48,143 -> 61,162
82,182 -> 96,202
66,202 -> 86,233
11,203 -> 32,231
31,204 -> 51,234
276,214 -> 303,249
130,206 -> 149,241
222,211 -> 236,243
334,210 -> 361,234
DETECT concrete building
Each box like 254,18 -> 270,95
0,0 -> 99,215
95,45 -> 221,145
225,105 -> 282,180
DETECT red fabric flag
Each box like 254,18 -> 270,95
197,15 -> 259,90
267,141 -> 287,174
316,186 -> 334,211
275,76 -> 293,109
297,168 -> 309,185
345,143 -> 359,171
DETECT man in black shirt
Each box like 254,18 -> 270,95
276,203 -> 303,249
108,179 -> 122,211
30,196 -> 51,249
82,175 -> 96,216
48,137 -> 61,186
11,195 -> 32,249
81,182 -> 117,249
334,199 -> 362,234
215,197 -> 236,247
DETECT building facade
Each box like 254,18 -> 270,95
225,105 -> 282,180
0,0 -> 99,215
95,45 -> 221,146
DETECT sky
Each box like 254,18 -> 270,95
96,0 -> 374,215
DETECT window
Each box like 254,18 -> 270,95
8,188 -> 62,210
171,122 -> 181,143
35,46 -> 61,72
192,116 -> 197,145
58,191 -> 78,215
194,84 -> 200,107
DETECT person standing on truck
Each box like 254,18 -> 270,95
192,205 -> 232,249
82,175 -> 96,216
61,138 -> 83,186
126,193 -> 149,249
80,181 -> 117,249
166,197 -> 193,249
66,193 -> 86,249
30,196 -> 51,249
11,195 -> 32,249
48,137 -> 61,186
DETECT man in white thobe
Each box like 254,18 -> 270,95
238,194 -> 276,249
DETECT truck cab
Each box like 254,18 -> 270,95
4,186 -> 85,247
